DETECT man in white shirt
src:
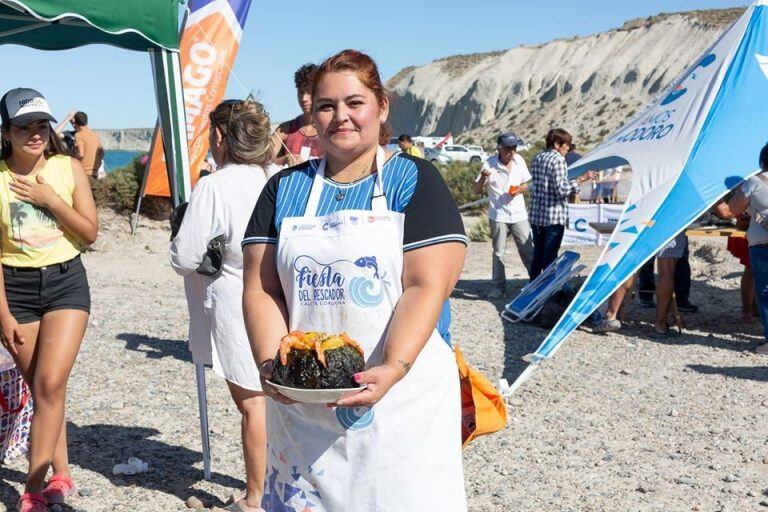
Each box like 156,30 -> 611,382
474,132 -> 534,298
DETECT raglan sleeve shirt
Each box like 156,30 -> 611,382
242,156 -> 467,251
401,158 -> 467,251
242,171 -> 280,246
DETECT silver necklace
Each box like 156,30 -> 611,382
331,165 -> 373,201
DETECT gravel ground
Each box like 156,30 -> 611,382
0,210 -> 766,511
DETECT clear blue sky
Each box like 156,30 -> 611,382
0,0 -> 748,129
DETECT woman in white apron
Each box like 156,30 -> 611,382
171,100 -> 273,512
242,50 -> 468,511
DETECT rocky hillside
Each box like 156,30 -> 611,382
387,8 -> 745,149
95,128 -> 153,151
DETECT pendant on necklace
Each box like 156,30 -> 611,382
335,190 -> 345,201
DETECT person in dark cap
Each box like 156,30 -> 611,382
473,132 -> 534,298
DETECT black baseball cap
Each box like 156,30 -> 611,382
0,88 -> 57,126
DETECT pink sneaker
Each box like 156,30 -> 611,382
16,492 -> 46,512
41,474 -> 76,504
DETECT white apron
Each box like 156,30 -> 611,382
264,148 -> 466,512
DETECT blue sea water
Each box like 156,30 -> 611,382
103,150 -> 142,172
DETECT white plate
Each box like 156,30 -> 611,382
267,381 -> 367,404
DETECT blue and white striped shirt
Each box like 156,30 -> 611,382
243,153 -> 468,252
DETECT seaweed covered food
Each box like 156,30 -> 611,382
271,331 -> 365,389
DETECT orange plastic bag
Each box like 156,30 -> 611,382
456,345 -> 507,448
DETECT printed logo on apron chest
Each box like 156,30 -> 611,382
292,255 -> 391,308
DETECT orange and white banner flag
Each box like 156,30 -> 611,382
144,0 -> 253,197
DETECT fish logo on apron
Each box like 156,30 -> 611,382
292,252 -> 390,309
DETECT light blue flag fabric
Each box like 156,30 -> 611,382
516,1 -> 768,382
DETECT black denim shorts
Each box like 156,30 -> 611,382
3,255 -> 91,324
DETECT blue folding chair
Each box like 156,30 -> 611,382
501,251 -> 585,323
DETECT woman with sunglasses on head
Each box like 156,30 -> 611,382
242,50 -> 468,511
171,99 -> 273,512
0,88 -> 98,512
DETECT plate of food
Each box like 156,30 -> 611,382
267,331 -> 367,404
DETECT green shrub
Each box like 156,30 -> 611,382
442,161 -> 484,209
91,155 -> 145,212
468,217 -> 490,242
518,141 -> 545,167
91,152 -> 173,218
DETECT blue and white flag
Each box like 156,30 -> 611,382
525,1 -> 768,369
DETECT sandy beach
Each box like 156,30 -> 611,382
0,210 -> 765,512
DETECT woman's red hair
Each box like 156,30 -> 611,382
312,49 -> 392,145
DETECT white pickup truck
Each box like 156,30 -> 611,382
439,144 -> 486,165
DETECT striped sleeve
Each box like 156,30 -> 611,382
242,171 -> 279,246
401,156 -> 468,252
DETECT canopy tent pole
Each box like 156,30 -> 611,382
0,20 -> 43,38
148,47 -> 210,481
149,48 -> 191,206
131,119 -> 161,235
195,363 -> 212,481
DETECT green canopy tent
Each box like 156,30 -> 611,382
0,0 -> 191,204
0,0 -> 211,478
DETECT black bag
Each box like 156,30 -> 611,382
169,202 -> 225,278
169,202 -> 188,240
197,235 -> 225,278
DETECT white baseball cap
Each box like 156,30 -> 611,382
1,88 -> 57,126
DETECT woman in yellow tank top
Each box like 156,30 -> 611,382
0,88 -> 98,512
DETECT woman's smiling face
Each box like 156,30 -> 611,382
312,71 -> 388,159
4,119 -> 50,158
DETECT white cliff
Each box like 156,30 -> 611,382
387,8 -> 744,147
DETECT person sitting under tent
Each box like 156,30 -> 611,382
727,142 -> 768,355
272,63 -> 323,166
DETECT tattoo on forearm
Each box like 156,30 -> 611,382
398,359 -> 412,373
